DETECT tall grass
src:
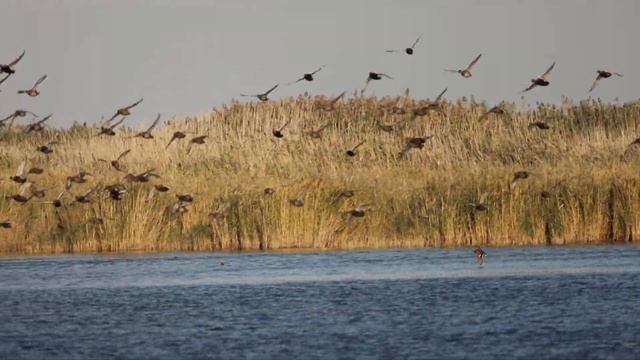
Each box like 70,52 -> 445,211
1,94 -> 639,254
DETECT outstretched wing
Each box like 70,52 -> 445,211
521,82 -> 537,93
0,74 -> 10,86
589,76 -> 601,93
16,160 -> 26,176
146,114 -> 161,132
117,149 -> 131,161
264,84 -> 279,96
8,50 -> 26,67
465,53 -> 482,71
410,34 -> 423,49
539,62 -> 555,80
310,65 -> 326,75
435,87 -> 448,103
379,73 -> 393,79
33,75 -> 47,88
37,114 -> 53,125
124,98 -> 144,110
109,117 -> 126,130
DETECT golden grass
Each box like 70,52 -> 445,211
1,94 -> 639,254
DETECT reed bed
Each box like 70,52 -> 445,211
1,94 -> 639,254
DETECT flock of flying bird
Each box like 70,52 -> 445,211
0,37 -> 627,262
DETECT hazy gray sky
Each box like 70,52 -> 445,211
1,0 -> 638,127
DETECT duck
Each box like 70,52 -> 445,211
385,34 -> 422,55
444,53 -> 482,78
589,70 -> 623,92
241,84 -> 279,102
288,65 -> 326,84
17,75 -> 47,97
521,62 -> 556,93
0,50 -> 25,75
474,247 -> 486,265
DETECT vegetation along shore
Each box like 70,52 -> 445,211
1,94 -> 639,255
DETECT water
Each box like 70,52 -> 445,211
1,246 -> 639,360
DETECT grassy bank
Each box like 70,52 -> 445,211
1,95 -> 639,254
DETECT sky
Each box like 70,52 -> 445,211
0,0 -> 638,127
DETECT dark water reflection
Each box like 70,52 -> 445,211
1,246 -> 639,359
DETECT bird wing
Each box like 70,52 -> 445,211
353,140 -> 366,150
0,74 -> 10,86
8,50 -> 25,67
18,182 -> 32,196
443,69 -> 459,73
286,77 -> 305,85
385,49 -> 401,53
521,83 -> 537,93
612,72 -> 623,77
331,91 -> 346,105
33,75 -> 47,88
539,62 -> 555,80
379,73 -> 393,79
410,34 -> 423,49
435,87 -> 448,103
146,114 -> 161,132
310,65 -> 326,75
279,119 -> 291,131
589,76 -> 601,92
109,117 -> 126,130
124,98 -> 144,110
264,84 -> 279,96
117,149 -> 131,161
37,114 -> 53,125
16,160 -> 26,176
465,53 -> 482,71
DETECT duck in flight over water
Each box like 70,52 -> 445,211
474,247 -> 486,265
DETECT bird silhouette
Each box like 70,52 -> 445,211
272,120 -> 291,138
0,50 -> 25,75
289,186 -> 309,207
17,75 -> 47,97
398,136 -> 432,159
522,62 -> 556,93
166,131 -> 188,149
361,72 -> 393,95
306,123 -> 330,139
96,117 -> 125,136
107,98 -> 143,123
36,141 -> 58,155
474,247 -> 486,265
589,70 -> 623,92
241,84 -> 279,102
98,149 -> 131,172
318,91 -> 345,112
469,192 -> 489,212
346,140 -> 366,157
288,65 -> 326,84
386,34 -> 422,55
132,114 -> 161,139
24,114 -> 53,133
478,105 -> 510,121
186,135 -> 207,154
444,53 -> 482,78
65,171 -> 91,190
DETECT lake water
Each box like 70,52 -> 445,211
1,246 -> 639,359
